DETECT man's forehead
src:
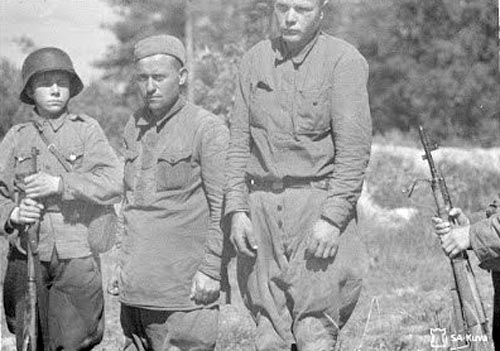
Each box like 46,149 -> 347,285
135,54 -> 179,70
275,0 -> 324,7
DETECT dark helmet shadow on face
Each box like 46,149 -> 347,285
20,47 -> 84,105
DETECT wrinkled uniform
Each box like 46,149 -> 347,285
0,111 -> 122,350
468,196 -> 500,349
225,31 -> 372,350
120,97 -> 228,350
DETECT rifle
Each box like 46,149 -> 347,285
14,147 -> 40,351
414,126 -> 491,350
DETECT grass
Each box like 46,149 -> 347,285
2,143 -> 499,350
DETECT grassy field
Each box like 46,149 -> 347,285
2,144 -> 500,350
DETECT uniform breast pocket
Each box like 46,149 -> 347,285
249,82 -> 276,129
296,87 -> 331,134
123,149 -> 138,191
14,152 -> 36,178
156,150 -> 193,192
64,146 -> 84,171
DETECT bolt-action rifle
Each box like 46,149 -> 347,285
14,147 -> 40,351
410,126 -> 492,350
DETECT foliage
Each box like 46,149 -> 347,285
0,58 -> 32,137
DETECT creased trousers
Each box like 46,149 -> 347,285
237,187 -> 368,351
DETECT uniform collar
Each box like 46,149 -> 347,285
137,96 -> 186,131
29,108 -> 70,132
273,30 -> 321,66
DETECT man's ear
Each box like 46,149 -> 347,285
26,84 -> 34,100
179,67 -> 188,86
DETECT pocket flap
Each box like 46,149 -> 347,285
65,147 -> 84,163
158,149 -> 192,165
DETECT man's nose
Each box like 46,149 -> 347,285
146,77 -> 156,93
50,83 -> 61,95
285,9 -> 297,25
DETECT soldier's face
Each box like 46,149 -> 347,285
274,0 -> 323,50
29,70 -> 71,118
135,54 -> 187,118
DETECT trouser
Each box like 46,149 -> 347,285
493,271 -> 500,351
120,304 -> 219,351
3,247 -> 104,351
237,187 -> 367,351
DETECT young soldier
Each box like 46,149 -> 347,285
116,34 -> 228,351
0,47 -> 122,350
224,0 -> 372,350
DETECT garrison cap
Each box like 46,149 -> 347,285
133,34 -> 186,66
20,47 -> 83,105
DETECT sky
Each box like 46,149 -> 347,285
0,0 -> 118,84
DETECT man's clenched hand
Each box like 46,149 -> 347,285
230,212 -> 257,257
190,271 -> 220,305
307,218 -> 340,259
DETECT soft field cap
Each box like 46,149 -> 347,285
134,34 -> 186,66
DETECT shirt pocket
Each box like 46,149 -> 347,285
249,81 -> 276,129
296,87 -> 331,134
156,149 -> 193,192
63,146 -> 84,171
123,149 -> 138,191
14,151 -> 37,179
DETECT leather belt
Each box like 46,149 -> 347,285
248,177 -> 328,192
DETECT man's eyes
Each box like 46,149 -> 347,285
136,74 -> 167,82
36,78 -> 70,87
275,4 -> 314,14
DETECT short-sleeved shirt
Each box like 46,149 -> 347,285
0,110 -> 123,261
225,31 -> 372,230
119,97 -> 229,310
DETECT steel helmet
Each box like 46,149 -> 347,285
20,47 -> 84,105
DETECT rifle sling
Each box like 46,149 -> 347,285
31,121 -> 72,173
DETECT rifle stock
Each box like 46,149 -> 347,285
418,126 -> 491,350
17,147 -> 40,351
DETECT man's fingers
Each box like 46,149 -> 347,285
431,217 -> 444,224
325,244 -> 338,259
245,229 -> 258,250
314,241 -> 327,258
233,233 -> 255,257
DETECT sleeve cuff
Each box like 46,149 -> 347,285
198,253 -> 222,281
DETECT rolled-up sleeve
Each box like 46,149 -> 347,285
224,56 -> 252,217
470,213 -> 500,269
60,119 -> 123,205
321,50 -> 372,231
197,117 -> 229,281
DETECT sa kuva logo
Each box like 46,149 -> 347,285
430,328 -> 448,348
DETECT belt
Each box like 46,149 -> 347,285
248,177 -> 328,192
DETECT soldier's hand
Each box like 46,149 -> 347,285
24,172 -> 62,199
432,208 -> 471,258
307,218 -> 340,259
190,271 -> 220,305
230,211 -> 257,257
107,264 -> 120,296
432,207 -> 470,236
441,226 -> 471,258
10,198 -> 44,225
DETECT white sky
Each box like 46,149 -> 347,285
0,0 -> 118,84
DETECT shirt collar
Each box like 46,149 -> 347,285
273,30 -> 321,66
29,108 -> 70,132
137,96 -> 186,130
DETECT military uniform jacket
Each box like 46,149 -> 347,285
0,110 -> 123,261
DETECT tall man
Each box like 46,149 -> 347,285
118,35 -> 228,351
225,0 -> 372,350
